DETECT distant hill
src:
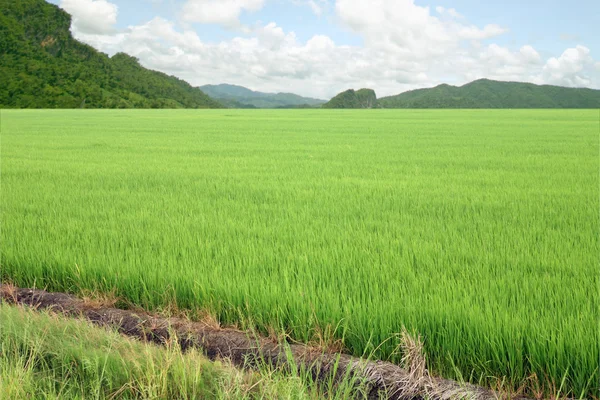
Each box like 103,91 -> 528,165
322,88 -> 377,108
378,79 -> 600,108
199,84 -> 325,108
0,0 -> 222,108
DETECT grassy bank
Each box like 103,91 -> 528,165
0,303 -> 367,399
1,109 -> 598,397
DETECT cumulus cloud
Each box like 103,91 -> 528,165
181,0 -> 265,27
64,0 -> 599,97
479,44 -> 541,67
335,0 -> 449,57
519,45 -> 542,64
334,0 -> 507,58
538,45 -> 596,87
60,0 -> 118,34
71,16 -> 436,98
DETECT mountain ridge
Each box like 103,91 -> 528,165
199,83 -> 325,108
377,79 -> 600,108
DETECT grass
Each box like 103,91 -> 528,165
1,109 -> 598,398
0,303 -> 368,399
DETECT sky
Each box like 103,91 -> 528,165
47,0 -> 600,99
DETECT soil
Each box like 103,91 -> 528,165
0,284 -> 529,400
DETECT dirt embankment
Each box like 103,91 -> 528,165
0,285 -> 529,400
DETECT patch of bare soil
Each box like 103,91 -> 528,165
0,284 -> 530,400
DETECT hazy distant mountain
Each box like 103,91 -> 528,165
322,89 -> 377,109
0,0 -> 222,109
199,84 -> 326,108
377,79 -> 600,108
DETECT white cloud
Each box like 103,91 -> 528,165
479,44 -> 541,67
334,0 -> 507,58
292,0 -> 328,16
458,24 -> 507,40
305,35 -> 335,50
519,45 -> 541,64
181,0 -> 265,27
436,6 -> 463,19
538,45 -> 595,87
64,0 -> 599,98
70,16 -> 436,98
254,22 -> 294,49
307,0 -> 325,15
60,0 -> 118,34
430,44 -> 537,84
335,0 -> 449,57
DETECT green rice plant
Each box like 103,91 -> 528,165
1,109 -> 598,397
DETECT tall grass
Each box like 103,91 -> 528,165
0,304 -> 367,399
1,109 -> 598,397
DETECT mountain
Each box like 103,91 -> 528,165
0,0 -> 222,108
378,79 -> 600,108
322,88 -> 377,109
199,84 -> 325,108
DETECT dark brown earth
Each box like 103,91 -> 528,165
0,285 -> 530,400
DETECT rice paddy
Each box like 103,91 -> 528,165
1,109 -> 598,397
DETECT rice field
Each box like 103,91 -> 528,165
1,109 -> 598,397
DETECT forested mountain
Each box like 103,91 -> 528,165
322,89 -> 377,108
378,79 -> 600,108
199,84 -> 325,108
0,0 -> 222,108
322,80 -> 600,109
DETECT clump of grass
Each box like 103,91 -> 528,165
397,328 -> 428,398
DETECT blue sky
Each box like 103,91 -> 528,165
49,0 -> 600,98
430,0 -> 599,54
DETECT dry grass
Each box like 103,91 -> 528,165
0,283 -> 18,301
190,308 -> 223,330
390,327 -> 430,398
80,287 -> 121,309
307,323 -> 346,354
78,285 -> 226,332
